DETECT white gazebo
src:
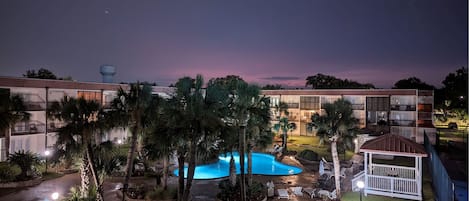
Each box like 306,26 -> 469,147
354,134 -> 427,201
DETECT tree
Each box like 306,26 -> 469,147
245,95 -> 272,186
392,77 -> 435,90
305,73 -> 375,89
48,97 -> 104,200
310,99 -> 358,198
23,68 -> 58,79
441,67 -> 468,110
272,101 -> 289,152
109,82 -> 154,200
167,75 -> 224,201
8,150 -> 40,180
0,89 -> 30,157
262,84 -> 283,90
143,97 -> 174,190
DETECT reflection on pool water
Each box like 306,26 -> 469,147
173,152 -> 302,179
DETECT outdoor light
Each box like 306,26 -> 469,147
51,192 -> 59,200
44,150 -> 51,174
117,139 -> 122,144
357,180 -> 364,201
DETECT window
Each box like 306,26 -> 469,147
366,97 -> 390,111
300,96 -> 320,110
78,91 -> 102,103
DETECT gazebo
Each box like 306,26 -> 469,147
354,134 -> 428,201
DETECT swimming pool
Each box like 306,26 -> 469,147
173,152 -> 302,179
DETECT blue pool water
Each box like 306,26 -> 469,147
173,152 -> 302,179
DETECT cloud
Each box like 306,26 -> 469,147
261,76 -> 301,81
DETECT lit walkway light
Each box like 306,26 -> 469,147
44,150 -> 51,174
357,180 -> 364,201
51,192 -> 59,200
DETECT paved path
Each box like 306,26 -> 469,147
0,156 -> 318,201
0,173 -> 80,201
0,173 -> 125,201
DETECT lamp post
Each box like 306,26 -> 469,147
357,180 -> 364,201
44,150 -> 50,174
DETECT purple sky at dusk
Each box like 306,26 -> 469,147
0,0 -> 467,88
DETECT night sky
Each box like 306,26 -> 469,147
0,0 -> 467,88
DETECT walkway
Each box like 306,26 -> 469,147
0,156 -> 318,201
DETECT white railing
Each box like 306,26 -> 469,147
367,175 -> 418,195
369,164 -> 415,179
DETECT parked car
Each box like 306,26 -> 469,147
448,122 -> 458,129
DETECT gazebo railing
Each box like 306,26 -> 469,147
369,164 -> 415,179
367,174 -> 418,195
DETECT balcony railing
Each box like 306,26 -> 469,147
390,120 -> 416,127
47,122 -> 66,132
391,105 -> 416,111
25,101 -> 46,111
418,112 -> 432,120
12,121 -> 46,135
351,104 -> 365,110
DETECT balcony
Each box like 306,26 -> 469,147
25,101 -> 46,111
390,120 -> 416,127
286,103 -> 299,109
47,122 -> 66,132
418,112 -> 432,120
390,105 -> 416,111
417,120 -> 433,128
351,104 -> 365,110
12,120 -> 46,135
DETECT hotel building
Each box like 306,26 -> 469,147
262,89 -> 436,144
0,77 -> 436,161
0,76 -> 171,161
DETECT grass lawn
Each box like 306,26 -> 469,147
284,135 -> 354,161
342,192 -> 407,201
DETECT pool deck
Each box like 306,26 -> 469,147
188,155 -> 321,201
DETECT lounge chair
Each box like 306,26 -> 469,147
290,186 -> 303,196
303,187 -> 317,198
277,189 -> 290,199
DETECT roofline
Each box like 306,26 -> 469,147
360,148 -> 428,157
261,89 -> 433,96
0,76 -> 130,90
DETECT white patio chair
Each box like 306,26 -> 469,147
290,186 -> 303,196
277,189 -> 290,199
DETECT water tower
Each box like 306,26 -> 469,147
100,65 -> 116,83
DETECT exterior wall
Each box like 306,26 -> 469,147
0,77 -> 438,161
262,89 -> 436,144
0,77 -> 131,161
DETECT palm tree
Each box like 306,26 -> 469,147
310,98 -> 357,198
143,98 -> 174,190
0,92 -> 30,157
272,102 -> 289,152
48,97 -> 104,200
8,150 -> 40,180
167,75 -> 224,201
210,76 -> 268,201
109,82 -> 153,200
245,95 -> 272,186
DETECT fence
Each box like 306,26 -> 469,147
424,132 -> 454,201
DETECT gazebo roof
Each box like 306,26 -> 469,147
360,134 -> 427,157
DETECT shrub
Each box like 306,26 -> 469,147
8,150 -> 41,180
298,149 -> 319,161
217,179 -> 266,201
0,162 -> 19,182
63,185 -> 97,201
146,186 -> 177,200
